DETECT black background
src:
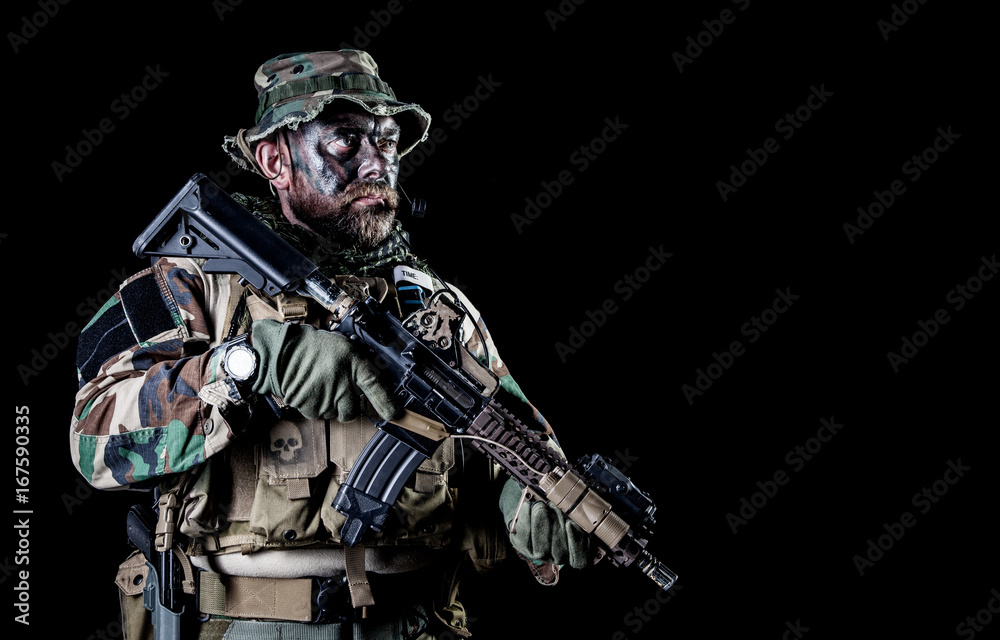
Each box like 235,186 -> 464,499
5,1 -> 996,638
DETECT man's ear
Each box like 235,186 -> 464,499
254,134 -> 291,191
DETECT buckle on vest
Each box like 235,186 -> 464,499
154,493 -> 180,553
311,575 -> 355,624
275,293 -> 309,321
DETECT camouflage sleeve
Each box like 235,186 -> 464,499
445,283 -> 555,438
69,257 -> 247,490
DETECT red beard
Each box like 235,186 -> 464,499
289,181 -> 399,249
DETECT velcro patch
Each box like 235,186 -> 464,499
76,297 -> 132,385
120,271 -> 177,344
75,269 -> 180,385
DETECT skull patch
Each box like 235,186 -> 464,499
270,422 -> 303,462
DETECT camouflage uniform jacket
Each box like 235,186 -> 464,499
69,197 -> 543,568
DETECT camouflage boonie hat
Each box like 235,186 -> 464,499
222,50 -> 431,174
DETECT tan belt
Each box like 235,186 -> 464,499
197,546 -> 373,623
198,572 -> 315,622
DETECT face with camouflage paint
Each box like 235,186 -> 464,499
282,105 -> 402,249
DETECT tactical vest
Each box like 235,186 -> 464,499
115,270 -> 505,638
175,272 -> 475,551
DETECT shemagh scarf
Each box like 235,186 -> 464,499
230,192 -> 429,279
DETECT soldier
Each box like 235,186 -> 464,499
70,50 -> 588,639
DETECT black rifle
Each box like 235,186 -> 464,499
133,173 -> 679,591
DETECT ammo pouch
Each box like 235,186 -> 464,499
116,551 -> 154,640
234,410 -> 458,550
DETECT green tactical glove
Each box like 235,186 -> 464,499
250,319 -> 401,422
499,477 -> 591,570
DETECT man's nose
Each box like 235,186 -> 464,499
356,141 -> 389,182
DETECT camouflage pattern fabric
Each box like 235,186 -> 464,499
70,208 -> 550,638
222,50 -> 432,171
68,231 -> 540,489
70,258 -> 242,489
70,49 -> 553,639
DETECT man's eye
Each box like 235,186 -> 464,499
379,139 -> 398,152
331,134 -> 358,149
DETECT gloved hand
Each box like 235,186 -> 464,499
499,477 -> 591,569
250,319 -> 401,422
